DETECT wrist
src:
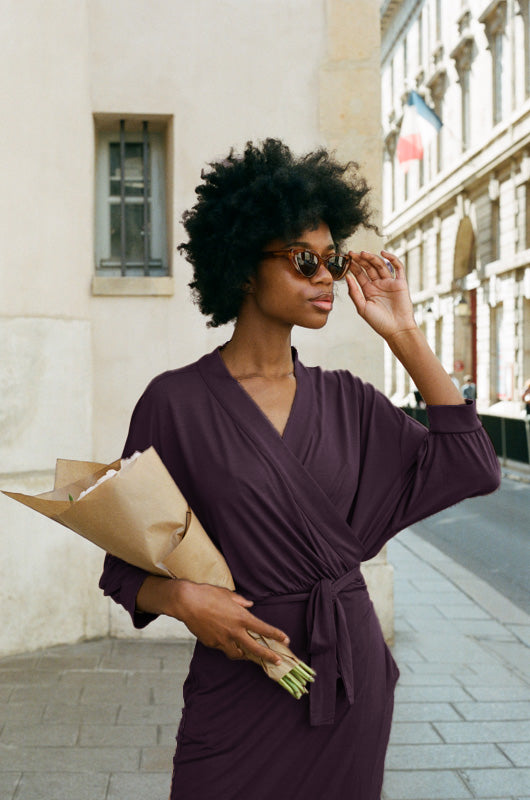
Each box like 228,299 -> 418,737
385,324 -> 422,354
136,575 -> 191,621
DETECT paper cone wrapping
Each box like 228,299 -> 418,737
2,446 -> 234,587
3,446 -> 309,686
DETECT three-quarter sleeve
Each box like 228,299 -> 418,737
348,377 -> 501,561
391,399 -> 501,536
98,381 -> 166,628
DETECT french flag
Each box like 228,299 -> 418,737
396,91 -> 442,172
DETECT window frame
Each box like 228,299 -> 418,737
94,118 -> 169,279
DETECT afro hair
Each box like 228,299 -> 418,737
178,138 -> 376,327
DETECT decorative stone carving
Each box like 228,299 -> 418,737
479,0 -> 507,37
450,35 -> 475,74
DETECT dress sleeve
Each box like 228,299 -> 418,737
98,384 -> 163,629
350,379 -> 501,561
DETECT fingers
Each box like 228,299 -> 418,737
345,271 -> 366,316
245,613 -> 290,646
349,250 -> 403,281
241,630 -> 283,666
231,592 -> 254,608
381,249 -> 404,279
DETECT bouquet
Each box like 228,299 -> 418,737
2,447 -> 315,700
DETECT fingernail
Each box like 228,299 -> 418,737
284,636 -> 290,645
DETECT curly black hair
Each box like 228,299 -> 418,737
178,138 -> 376,328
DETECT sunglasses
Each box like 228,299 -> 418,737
260,248 -> 352,281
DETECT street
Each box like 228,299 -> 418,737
407,476 -> 530,613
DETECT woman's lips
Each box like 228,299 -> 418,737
309,295 -> 333,311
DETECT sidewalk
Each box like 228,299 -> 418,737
1,531 -> 528,800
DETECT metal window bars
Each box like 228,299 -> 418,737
117,119 -> 151,276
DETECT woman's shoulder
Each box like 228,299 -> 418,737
134,354 -> 206,408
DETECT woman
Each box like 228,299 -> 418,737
100,139 -> 500,799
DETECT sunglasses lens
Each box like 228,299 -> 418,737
294,250 -> 319,277
327,254 -> 348,279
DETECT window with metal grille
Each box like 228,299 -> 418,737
95,118 -> 168,276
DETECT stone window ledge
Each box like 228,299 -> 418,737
92,276 -> 174,296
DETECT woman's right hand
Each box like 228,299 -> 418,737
136,575 -> 289,666
177,580 -> 289,665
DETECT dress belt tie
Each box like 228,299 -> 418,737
256,566 -> 366,727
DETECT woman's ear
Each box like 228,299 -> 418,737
242,277 -> 256,294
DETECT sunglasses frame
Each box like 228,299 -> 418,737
260,247 -> 352,281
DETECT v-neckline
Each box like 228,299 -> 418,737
213,342 -> 300,441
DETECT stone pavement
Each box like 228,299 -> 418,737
1,529 -> 528,800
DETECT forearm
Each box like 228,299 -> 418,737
136,574 -> 188,619
387,326 -> 465,406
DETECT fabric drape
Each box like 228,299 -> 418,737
100,343 -> 500,799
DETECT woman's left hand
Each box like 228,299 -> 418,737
345,249 -> 417,342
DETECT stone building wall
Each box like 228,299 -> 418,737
381,0 -> 530,414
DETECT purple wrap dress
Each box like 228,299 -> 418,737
99,343 -> 501,799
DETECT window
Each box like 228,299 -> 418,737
479,1 -> 507,126
95,118 -> 169,277
491,198 -> 500,261
450,36 -> 473,152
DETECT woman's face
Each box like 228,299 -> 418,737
245,220 -> 337,329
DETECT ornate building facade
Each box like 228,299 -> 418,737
381,0 -> 530,415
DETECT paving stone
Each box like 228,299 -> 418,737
158,724 -> 178,745
460,665 -> 529,687
117,703 -> 183,726
140,745 -> 174,771
78,723 -> 157,747
14,771 -> 108,800
0,745 -> 139,773
0,670 -> 58,686
0,686 -> 13,703
0,772 -> 20,800
395,686 -> 472,703
0,722 -> 79,747
388,722 -> 444,744
9,685 -> 81,705
483,641 -> 530,678
395,672 -> 461,687
58,670 -> 128,689
126,672 -> 183,693
385,743 -> 510,770
507,624 -> 530,647
3,703 -> 45,725
382,769 -> 472,798
451,619 -> 520,639
407,662 -> 471,675
497,742 -> 530,767
80,684 -> 151,706
438,604 -> 492,620
452,701 -> 530,721
460,768 -> 530,796
433,720 -> 530,743
106,771 -> 171,800
36,654 -> 102,671
463,686 -> 530,701
43,702 -> 119,724
152,687 -> 186,706
393,703 -> 462,722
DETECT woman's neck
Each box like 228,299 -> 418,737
219,316 -> 294,379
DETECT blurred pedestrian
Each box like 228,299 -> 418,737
461,374 -> 476,401
522,378 -> 530,416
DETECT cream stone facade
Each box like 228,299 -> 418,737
0,0 -> 391,656
381,0 -> 530,415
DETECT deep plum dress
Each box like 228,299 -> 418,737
99,343 -> 500,800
